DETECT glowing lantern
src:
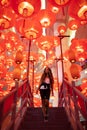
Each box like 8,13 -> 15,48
13,65 -> 21,81
15,50 -> 23,64
49,0 -> 70,6
47,2 -> 60,14
70,38 -> 87,53
68,49 -> 76,63
5,31 -> 19,42
15,17 -> 42,39
68,19 -> 80,30
36,36 -> 53,51
76,52 -> 86,62
0,6 -> 17,30
10,0 -> 41,17
70,63 -> 82,79
68,0 -> 87,20
58,25 -> 66,34
37,9 -> 56,28
0,0 -> 10,7
5,40 -> 15,51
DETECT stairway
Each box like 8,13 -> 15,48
17,107 -> 74,130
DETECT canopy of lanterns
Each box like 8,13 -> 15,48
0,0 -> 87,105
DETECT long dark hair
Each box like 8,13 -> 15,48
39,66 -> 54,88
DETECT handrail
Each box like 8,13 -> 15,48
58,79 -> 87,130
0,79 -> 33,130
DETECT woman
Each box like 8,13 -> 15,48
36,66 -> 54,121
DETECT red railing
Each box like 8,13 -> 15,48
58,79 -> 87,130
0,79 -> 33,130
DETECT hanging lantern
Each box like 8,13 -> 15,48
37,9 -> 56,28
47,2 -> 60,14
68,0 -> 87,20
76,52 -> 86,62
49,0 -> 70,6
5,31 -> 19,42
15,50 -> 23,64
68,49 -> 76,63
5,40 -> 15,52
15,17 -> 42,39
70,63 -> 82,79
68,19 -> 80,30
10,0 -> 41,18
0,0 -> 10,7
13,65 -> 21,81
70,38 -> 87,53
57,25 -> 66,34
0,6 -> 17,30
35,36 -> 53,51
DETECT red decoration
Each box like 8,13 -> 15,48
37,9 -> 56,28
15,50 -> 23,64
49,0 -> 70,6
0,6 -> 17,30
58,25 -> 66,34
70,63 -> 82,79
68,19 -> 80,30
10,0 -> 41,17
15,17 -> 42,39
68,49 -> 76,63
35,36 -> 59,51
68,0 -> 87,20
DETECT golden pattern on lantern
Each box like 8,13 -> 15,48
57,25 -> 66,34
49,0 -> 70,6
13,65 -> 21,81
68,0 -> 87,20
70,63 -> 82,79
36,36 -> 53,51
15,18 -> 42,39
37,9 -> 56,28
10,0 -> 41,17
0,0 -> 10,7
54,0 -> 70,6
0,6 -> 17,30
68,19 -> 80,30
47,2 -> 60,14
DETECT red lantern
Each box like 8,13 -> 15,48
68,0 -> 87,20
68,19 -> 80,30
0,6 -> 17,30
70,63 -> 82,79
13,65 -> 21,81
10,0 -> 41,18
70,38 -> 87,53
47,1 -> 60,14
58,25 -> 66,34
35,36 -> 54,51
15,17 -> 42,39
37,9 -> 56,28
49,0 -> 70,6
68,49 -> 76,63
15,50 -> 23,64
0,0 -> 10,7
